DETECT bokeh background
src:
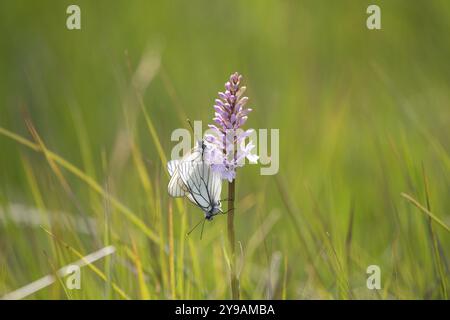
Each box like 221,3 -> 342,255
0,0 -> 449,299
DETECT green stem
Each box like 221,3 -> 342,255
227,179 -> 239,299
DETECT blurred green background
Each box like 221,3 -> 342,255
0,0 -> 449,299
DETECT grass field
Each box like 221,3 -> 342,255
0,0 -> 449,299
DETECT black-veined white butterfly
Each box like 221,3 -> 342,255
167,140 -> 223,221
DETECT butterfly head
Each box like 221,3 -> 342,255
205,200 -> 222,221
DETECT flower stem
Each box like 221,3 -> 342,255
227,179 -> 239,299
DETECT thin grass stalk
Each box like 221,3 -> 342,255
168,201 -> 176,299
176,209 -> 187,298
401,192 -> 450,233
131,239 -> 151,299
422,166 -> 448,299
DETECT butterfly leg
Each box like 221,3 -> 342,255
220,208 -> 235,215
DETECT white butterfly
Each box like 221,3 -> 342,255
167,140 -> 223,221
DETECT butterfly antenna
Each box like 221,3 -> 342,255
186,118 -> 203,149
187,216 -> 204,237
186,118 -> 194,133
200,219 -> 206,240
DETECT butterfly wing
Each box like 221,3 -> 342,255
178,161 -> 222,212
208,167 -> 222,204
167,160 -> 189,197
167,160 -> 179,177
167,141 -> 204,198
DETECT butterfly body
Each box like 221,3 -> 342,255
205,200 -> 221,220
